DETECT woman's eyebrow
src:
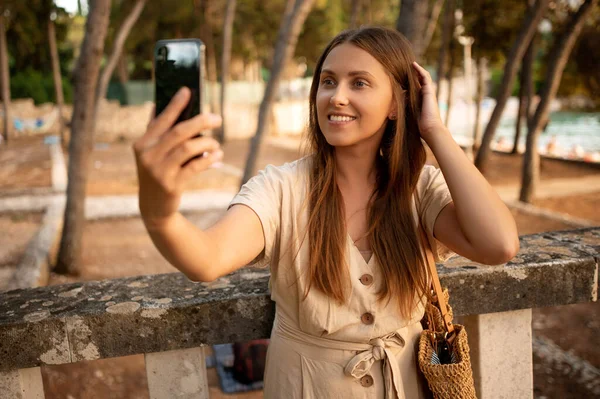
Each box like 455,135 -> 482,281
321,69 -> 375,79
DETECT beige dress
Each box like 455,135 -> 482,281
229,156 -> 453,399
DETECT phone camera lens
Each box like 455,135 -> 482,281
157,46 -> 168,62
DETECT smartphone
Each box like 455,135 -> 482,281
154,39 -> 205,125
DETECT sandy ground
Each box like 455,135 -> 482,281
0,136 -> 52,196
1,135 -> 599,398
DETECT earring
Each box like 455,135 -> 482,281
389,112 -> 397,120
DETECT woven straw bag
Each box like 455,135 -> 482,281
417,227 -> 477,399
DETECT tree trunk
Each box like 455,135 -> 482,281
48,18 -> 66,144
117,53 -> 129,104
523,36 -> 536,131
241,0 -> 316,184
55,0 -> 112,275
520,0 -> 596,203
473,57 -> 485,154
513,66 -> 526,154
436,0 -> 454,99
423,0 -> 445,55
474,0 -> 549,172
513,0 -> 536,155
95,0 -> 146,118
197,0 -> 219,115
117,54 -> 129,84
219,0 -> 237,144
396,0 -> 429,60
350,0 -> 361,29
0,13 -> 10,144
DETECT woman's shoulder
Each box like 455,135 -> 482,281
416,164 -> 441,189
419,163 -> 440,178
258,155 -> 312,185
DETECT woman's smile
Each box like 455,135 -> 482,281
328,113 -> 357,126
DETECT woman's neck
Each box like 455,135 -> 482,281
334,144 -> 379,188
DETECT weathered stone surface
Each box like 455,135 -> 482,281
441,228 -> 599,316
0,269 -> 273,371
0,228 -> 597,371
145,347 -> 209,399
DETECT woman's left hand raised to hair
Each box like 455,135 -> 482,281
412,61 -> 447,143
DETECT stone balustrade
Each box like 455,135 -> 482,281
1,228 -> 598,398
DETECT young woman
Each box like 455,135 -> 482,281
134,27 -> 519,398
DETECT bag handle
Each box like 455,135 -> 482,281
419,225 -> 455,337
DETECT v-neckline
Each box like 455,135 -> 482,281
347,232 -> 375,268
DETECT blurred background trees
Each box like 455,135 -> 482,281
3,0 -> 599,272
4,0 -> 598,108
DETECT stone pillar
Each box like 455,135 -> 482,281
145,347 -> 209,399
0,367 -> 45,399
462,309 -> 533,399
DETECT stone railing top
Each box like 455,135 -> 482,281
0,227 -> 598,371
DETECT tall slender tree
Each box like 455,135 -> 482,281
474,0 -> 549,172
436,0 -> 454,99
219,0 -> 237,144
473,57 -> 486,152
48,10 -> 66,144
512,40 -> 535,155
242,0 -> 316,184
0,10 -> 10,144
116,53 -> 129,104
520,0 -> 597,203
396,0 -> 429,60
512,0 -> 537,155
196,0 -> 219,115
422,0 -> 445,54
95,0 -> 146,118
55,0 -> 112,275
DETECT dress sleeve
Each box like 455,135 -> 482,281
228,164 -> 284,269
415,165 -> 455,262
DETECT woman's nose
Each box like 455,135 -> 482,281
330,86 -> 349,106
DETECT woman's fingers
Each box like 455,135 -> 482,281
177,148 -> 224,184
166,135 -> 221,168
155,113 -> 222,158
141,87 -> 192,146
147,105 -> 156,128
412,62 -> 432,85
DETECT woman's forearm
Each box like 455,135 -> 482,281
426,128 -> 519,257
144,212 -> 219,282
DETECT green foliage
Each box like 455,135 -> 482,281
461,0 -> 527,67
11,68 -> 73,105
556,12 -> 600,103
4,0 -> 70,73
2,0 -> 596,106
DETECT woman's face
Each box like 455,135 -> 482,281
316,43 -> 395,148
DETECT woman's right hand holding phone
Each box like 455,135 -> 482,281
133,87 -> 223,231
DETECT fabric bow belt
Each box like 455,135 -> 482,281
275,314 -> 409,399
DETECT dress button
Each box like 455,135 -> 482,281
361,312 -> 374,325
359,274 -> 374,286
360,374 -> 374,387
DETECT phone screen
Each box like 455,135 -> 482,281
154,39 -> 204,124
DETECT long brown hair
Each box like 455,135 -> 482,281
304,27 -> 429,319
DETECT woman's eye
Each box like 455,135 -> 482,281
322,78 -> 335,86
354,80 -> 368,88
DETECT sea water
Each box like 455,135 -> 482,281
495,112 -> 600,153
